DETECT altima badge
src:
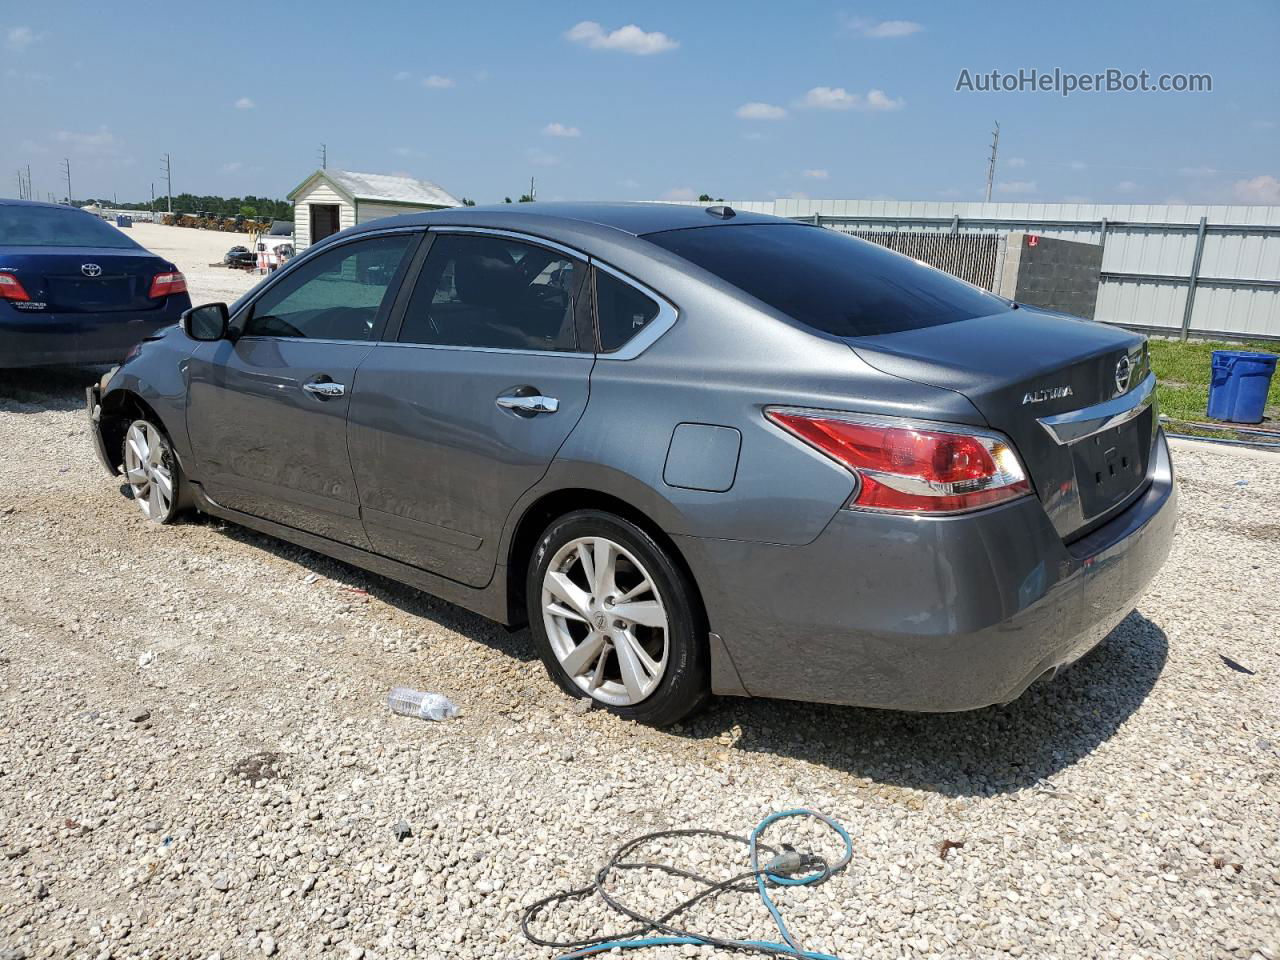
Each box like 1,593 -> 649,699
1022,386 -> 1074,404
1115,355 -> 1133,393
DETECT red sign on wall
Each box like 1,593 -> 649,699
1026,235 -> 1040,247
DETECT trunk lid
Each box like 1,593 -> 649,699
846,307 -> 1154,539
0,247 -> 169,313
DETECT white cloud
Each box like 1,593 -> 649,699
1116,180 -> 1139,193
1233,174 -> 1280,204
6,26 -> 36,50
996,180 -> 1037,194
234,97 -> 255,110
566,21 -> 678,55
660,187 -> 697,201
742,131 -> 766,141
798,86 -> 903,111
525,147 -> 559,167
221,162 -> 244,174
394,70 -> 412,81
1068,160 -> 1087,171
845,17 -> 922,38
422,75 -> 455,88
54,128 -> 116,153
543,122 -> 581,138
801,168 -> 830,180
1007,157 -> 1027,168
619,178 -> 641,190
735,102 -> 787,120
1178,165 -> 1218,176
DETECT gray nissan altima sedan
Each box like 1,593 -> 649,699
87,203 -> 1176,725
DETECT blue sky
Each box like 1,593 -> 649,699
4,1 -> 1278,206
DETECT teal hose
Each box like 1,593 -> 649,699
555,809 -> 854,959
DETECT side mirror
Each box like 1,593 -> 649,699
180,302 -> 229,341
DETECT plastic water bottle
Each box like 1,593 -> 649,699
387,687 -> 459,721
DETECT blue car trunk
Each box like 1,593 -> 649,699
2,247 -> 167,313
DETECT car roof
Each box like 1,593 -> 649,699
371,201 -> 788,237
0,198 -> 94,211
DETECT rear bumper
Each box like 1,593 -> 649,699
679,430 -> 1178,711
0,299 -> 186,368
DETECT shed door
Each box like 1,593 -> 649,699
310,203 -> 341,243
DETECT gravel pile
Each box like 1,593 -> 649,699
0,374 -> 1277,959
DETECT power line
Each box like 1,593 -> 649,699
984,121 -> 1000,203
161,154 -> 173,214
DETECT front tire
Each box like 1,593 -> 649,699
527,509 -> 709,726
121,419 -> 183,524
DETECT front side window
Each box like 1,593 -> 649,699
399,234 -> 584,351
242,233 -> 414,340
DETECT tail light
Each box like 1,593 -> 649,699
148,271 -> 187,299
766,408 -> 1031,514
0,272 -> 30,302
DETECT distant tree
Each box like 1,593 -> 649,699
698,193 -> 725,202
503,197 -> 513,204
239,204 -> 258,219
518,194 -> 535,203
461,197 -> 477,206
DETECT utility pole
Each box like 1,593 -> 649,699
16,170 -> 23,200
150,182 -> 156,217
161,153 -> 173,214
61,157 -> 72,205
529,175 -> 536,201
318,143 -> 327,170
984,121 -> 1000,203
26,164 -> 32,202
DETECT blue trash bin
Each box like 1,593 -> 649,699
1206,350 -> 1277,424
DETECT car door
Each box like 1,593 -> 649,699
346,229 -> 595,587
186,230 -> 420,547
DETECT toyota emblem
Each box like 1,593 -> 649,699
81,263 -> 102,278
1115,354 -> 1133,394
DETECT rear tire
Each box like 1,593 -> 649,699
121,418 -> 183,524
527,509 -> 709,726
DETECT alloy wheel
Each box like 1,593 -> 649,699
541,535 -> 669,706
123,421 -> 174,521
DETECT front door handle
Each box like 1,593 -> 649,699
302,380 -> 346,398
496,393 -> 559,415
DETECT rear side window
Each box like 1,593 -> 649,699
0,205 -> 140,249
399,234 -> 584,352
594,269 -> 660,352
645,223 -> 1007,337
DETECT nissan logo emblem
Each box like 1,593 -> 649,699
1115,355 -> 1133,394
81,263 -> 102,278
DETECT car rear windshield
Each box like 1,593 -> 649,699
0,205 -> 141,249
645,223 -> 1008,337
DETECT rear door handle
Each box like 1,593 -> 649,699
303,381 -> 346,398
496,394 -> 559,415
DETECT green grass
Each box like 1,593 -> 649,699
1148,337 -> 1280,426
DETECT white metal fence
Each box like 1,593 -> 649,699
670,200 -> 1280,341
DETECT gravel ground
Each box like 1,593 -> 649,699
0,365 -> 1277,959
125,222 -> 266,307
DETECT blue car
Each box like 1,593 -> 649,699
1,200 -> 191,368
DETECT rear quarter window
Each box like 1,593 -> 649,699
645,223 -> 1008,337
594,268 -> 660,352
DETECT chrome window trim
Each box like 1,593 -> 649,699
370,341 -> 594,360
1038,371 -> 1157,445
590,259 -> 679,361
425,225 -> 586,262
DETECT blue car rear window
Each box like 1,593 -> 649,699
645,223 -> 1008,337
0,205 -> 141,249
